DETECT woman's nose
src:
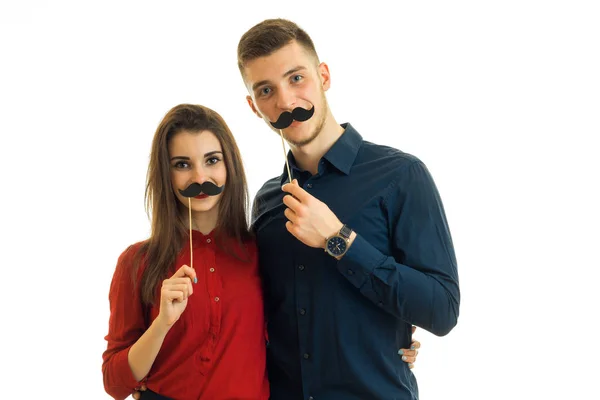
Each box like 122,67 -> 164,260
191,165 -> 207,183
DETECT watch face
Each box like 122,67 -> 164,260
327,236 -> 347,256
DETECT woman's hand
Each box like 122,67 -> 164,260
398,325 -> 421,369
156,264 -> 196,327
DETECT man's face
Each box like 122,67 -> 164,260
243,40 -> 330,147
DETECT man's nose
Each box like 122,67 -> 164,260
275,88 -> 296,111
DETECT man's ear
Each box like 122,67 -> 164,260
318,62 -> 331,91
246,95 -> 262,118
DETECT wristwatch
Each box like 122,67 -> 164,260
325,224 -> 353,258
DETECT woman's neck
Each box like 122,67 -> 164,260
191,208 -> 219,235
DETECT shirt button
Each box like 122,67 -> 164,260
303,353 -> 310,359
298,265 -> 305,271
206,238 -> 211,243
308,397 -> 314,400
214,297 -> 220,302
209,268 -> 215,273
348,269 -> 354,275
306,183 -> 312,189
299,308 -> 306,315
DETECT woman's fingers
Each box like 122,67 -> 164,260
162,278 -> 194,298
398,348 -> 419,365
172,264 -> 197,284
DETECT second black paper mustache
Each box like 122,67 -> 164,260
270,106 -> 315,129
178,182 -> 224,197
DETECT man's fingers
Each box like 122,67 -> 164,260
284,207 -> 299,224
282,181 -> 309,202
285,221 -> 301,238
282,193 -> 304,214
132,385 -> 146,400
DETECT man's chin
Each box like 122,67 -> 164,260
286,131 -> 319,147
270,116 -> 323,146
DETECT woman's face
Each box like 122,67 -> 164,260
168,130 -> 227,219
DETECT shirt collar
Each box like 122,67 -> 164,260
279,123 -> 362,184
323,123 -> 362,175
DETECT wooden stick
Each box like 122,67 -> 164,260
188,197 -> 193,270
280,129 -> 292,184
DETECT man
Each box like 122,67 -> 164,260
238,18 -> 459,399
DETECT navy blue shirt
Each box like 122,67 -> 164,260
252,123 -> 460,400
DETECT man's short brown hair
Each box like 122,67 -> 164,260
237,18 -> 319,77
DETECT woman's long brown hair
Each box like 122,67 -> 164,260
133,104 -> 252,306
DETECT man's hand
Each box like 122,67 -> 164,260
132,384 -> 147,399
281,179 -> 343,248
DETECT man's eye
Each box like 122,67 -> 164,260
261,87 -> 271,95
292,75 -> 302,82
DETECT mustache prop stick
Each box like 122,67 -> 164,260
178,182 -> 224,269
269,106 -> 315,184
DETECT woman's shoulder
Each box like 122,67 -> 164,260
117,239 -> 148,263
112,239 -> 150,278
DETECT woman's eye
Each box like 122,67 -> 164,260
174,161 -> 190,169
207,157 -> 221,165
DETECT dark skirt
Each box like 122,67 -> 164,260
139,389 -> 173,400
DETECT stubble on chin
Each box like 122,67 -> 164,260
282,110 -> 327,147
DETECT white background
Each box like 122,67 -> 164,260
1,1 -> 598,399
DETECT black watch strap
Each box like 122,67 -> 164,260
339,224 -> 352,240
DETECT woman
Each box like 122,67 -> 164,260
102,104 -> 420,400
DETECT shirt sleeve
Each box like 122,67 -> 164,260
337,160 -> 460,336
102,244 -> 147,399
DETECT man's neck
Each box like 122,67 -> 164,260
290,115 -> 344,175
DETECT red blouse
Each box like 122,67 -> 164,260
102,230 -> 269,400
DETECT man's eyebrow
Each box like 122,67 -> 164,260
251,66 -> 307,92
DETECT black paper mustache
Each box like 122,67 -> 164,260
269,106 -> 315,129
178,182 -> 224,197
